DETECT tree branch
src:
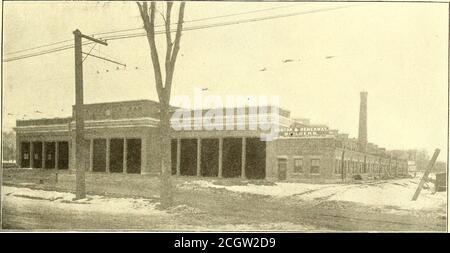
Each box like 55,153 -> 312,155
164,2 -> 173,92
137,1 -> 164,100
136,2 -> 149,31
164,2 -> 185,99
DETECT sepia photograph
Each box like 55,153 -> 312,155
0,0 -> 448,234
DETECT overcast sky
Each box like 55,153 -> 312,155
1,1 -> 448,160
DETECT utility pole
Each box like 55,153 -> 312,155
411,149 -> 440,201
73,29 -> 107,199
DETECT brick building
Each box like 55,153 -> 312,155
14,93 -> 408,181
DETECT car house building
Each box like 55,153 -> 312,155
14,92 -> 408,181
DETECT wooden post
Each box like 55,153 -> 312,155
73,30 -> 86,199
73,29 -> 107,199
412,149 -> 440,201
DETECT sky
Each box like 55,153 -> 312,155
1,1 -> 448,160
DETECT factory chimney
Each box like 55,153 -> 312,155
358,91 -> 368,152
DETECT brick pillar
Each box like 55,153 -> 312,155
196,138 -> 201,176
241,137 -> 246,178
42,142 -> 46,169
89,139 -> 93,172
140,137 -> 148,174
123,139 -> 127,174
176,138 -> 181,176
218,138 -> 223,178
30,141 -> 34,168
55,142 -> 59,170
106,138 -> 110,173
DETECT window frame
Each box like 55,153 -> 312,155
334,157 -> 342,174
293,156 -> 304,174
310,158 -> 320,175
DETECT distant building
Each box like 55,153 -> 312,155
408,161 -> 418,173
433,161 -> 447,173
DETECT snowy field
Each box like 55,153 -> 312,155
182,177 -> 447,212
2,186 -> 167,216
1,174 -> 447,231
3,176 -> 446,215
1,186 -> 323,231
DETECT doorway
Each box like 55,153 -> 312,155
21,142 -> 30,168
277,157 -> 287,180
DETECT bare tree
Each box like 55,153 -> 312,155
137,1 -> 186,208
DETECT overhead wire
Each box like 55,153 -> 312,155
90,3 -> 302,37
82,43 -> 97,62
98,4 -> 360,42
3,4 -> 360,62
4,3 -> 301,56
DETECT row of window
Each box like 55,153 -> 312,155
279,156 -> 406,176
293,157 -> 320,174
334,160 -> 367,174
333,159 -> 408,174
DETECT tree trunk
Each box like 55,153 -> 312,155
159,102 -> 172,208
136,1 -> 185,209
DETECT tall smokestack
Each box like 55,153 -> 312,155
358,91 -> 368,152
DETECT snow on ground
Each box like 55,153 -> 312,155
185,177 -> 447,212
185,179 -> 354,200
2,186 -> 167,216
328,180 -> 446,211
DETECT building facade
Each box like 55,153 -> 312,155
14,94 -> 409,181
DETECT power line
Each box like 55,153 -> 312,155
4,38 -> 73,56
93,46 -> 122,63
3,44 -> 75,62
82,43 -> 97,62
100,4 -> 360,42
4,4 -> 300,56
3,40 -> 100,62
82,52 -> 127,67
186,3 -> 302,22
90,3 -> 302,37
3,4 -> 360,63
6,65 -> 135,86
